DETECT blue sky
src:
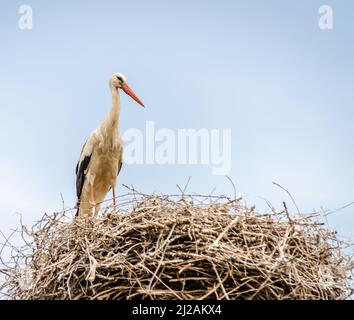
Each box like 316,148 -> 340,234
0,0 -> 353,240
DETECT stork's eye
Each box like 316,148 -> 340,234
116,76 -> 123,82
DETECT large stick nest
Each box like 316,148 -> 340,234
1,191 -> 353,300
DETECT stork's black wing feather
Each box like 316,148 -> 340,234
75,138 -> 95,217
117,160 -> 123,176
75,151 -> 92,217
76,154 -> 92,199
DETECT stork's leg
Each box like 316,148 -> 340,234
112,186 -> 116,210
89,182 -> 96,217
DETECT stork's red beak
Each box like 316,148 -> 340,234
121,83 -> 145,107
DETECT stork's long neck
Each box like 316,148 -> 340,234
110,90 -> 121,127
102,88 -> 121,135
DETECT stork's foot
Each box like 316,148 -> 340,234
89,201 -> 96,217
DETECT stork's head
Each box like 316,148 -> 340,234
109,72 -> 144,107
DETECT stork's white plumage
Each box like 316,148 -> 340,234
75,73 -> 144,219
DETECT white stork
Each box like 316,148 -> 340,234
75,73 -> 144,219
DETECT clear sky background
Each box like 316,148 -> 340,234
0,0 -> 353,245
